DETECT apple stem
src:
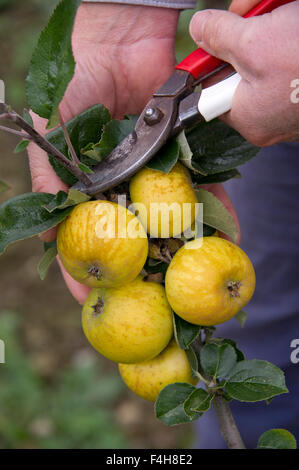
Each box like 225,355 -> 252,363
212,395 -> 246,449
0,103 -> 93,188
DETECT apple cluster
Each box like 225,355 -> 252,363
56,163 -> 255,402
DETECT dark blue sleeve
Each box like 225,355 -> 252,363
196,142 -> 299,448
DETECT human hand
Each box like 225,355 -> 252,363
27,3 -> 179,303
28,3 -> 180,203
229,0 -> 261,15
27,3 -> 239,304
190,1 -> 299,146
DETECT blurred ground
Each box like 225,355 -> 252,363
0,0 -> 226,449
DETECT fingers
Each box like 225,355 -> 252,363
229,0 -> 261,16
27,112 -> 68,195
201,183 -> 241,245
190,10 -> 244,66
27,112 -> 69,242
189,9 -> 257,78
57,257 -> 91,305
29,111 -> 89,302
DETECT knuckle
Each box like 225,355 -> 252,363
202,12 -> 225,52
237,18 -> 270,77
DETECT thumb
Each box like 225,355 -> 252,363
189,9 -> 247,71
229,0 -> 261,16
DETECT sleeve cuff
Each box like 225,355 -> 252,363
82,0 -> 197,10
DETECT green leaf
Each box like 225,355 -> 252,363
23,109 -> 33,127
46,104 -> 111,185
155,382 -> 197,426
196,188 -> 238,243
202,224 -> 217,237
186,119 -> 259,175
0,180 -> 10,194
37,242 -> 58,280
177,131 -> 206,175
44,240 -> 57,252
14,140 -> 30,154
234,310 -> 248,327
200,343 -> 237,379
43,188 -> 90,213
54,188 -> 90,209
226,359 -> 289,402
210,338 -> 245,362
125,114 -> 139,127
173,313 -> 201,350
0,193 -> 73,255
96,117 -> 136,160
47,107 -> 60,130
257,429 -> 297,449
81,114 -> 137,164
26,0 -> 81,123
43,191 -> 67,212
78,162 -> 94,174
221,391 -> 233,402
184,388 -> 213,418
147,140 -> 179,174
80,142 -> 104,162
185,346 -> 200,381
192,169 -> 241,185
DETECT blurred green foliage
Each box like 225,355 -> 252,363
0,0 -> 59,108
175,0 -> 203,62
0,312 -> 127,449
0,0 -> 17,7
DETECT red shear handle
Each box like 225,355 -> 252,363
176,0 -> 294,80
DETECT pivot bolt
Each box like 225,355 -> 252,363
144,107 -> 164,126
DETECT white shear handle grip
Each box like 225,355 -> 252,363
198,73 -> 242,122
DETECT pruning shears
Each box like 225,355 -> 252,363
73,0 -> 294,197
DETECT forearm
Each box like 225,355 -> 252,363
74,3 -> 179,45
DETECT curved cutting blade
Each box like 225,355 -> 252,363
73,96 -> 176,196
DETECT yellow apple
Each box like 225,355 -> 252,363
57,200 -> 148,288
119,339 -> 198,402
129,162 -> 198,238
82,276 -> 173,363
165,237 -> 256,326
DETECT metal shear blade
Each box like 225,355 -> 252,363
72,70 -> 198,196
73,96 -> 177,196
